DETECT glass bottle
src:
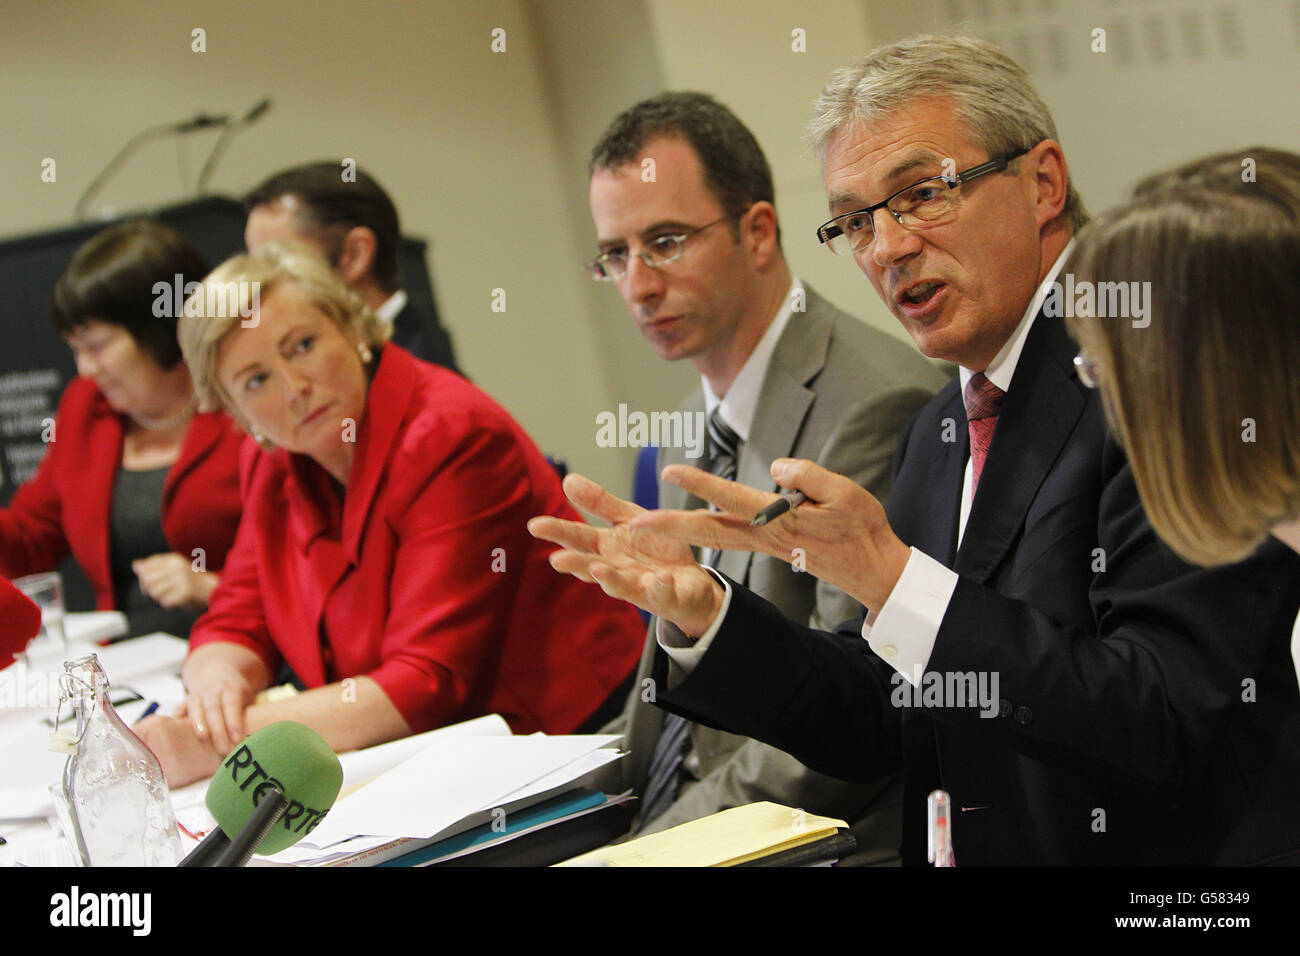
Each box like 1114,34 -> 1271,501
49,654 -> 182,866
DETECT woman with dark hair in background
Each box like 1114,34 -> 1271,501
0,220 -> 245,639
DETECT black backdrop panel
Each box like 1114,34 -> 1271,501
0,197 -> 440,610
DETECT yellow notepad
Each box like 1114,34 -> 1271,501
555,801 -> 847,867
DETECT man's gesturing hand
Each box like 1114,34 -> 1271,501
630,457 -> 910,612
527,473 -> 725,638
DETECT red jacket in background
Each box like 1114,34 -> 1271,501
0,377 -> 245,609
191,345 -> 643,735
0,576 -> 41,670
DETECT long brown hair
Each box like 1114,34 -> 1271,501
1067,147 -> 1300,565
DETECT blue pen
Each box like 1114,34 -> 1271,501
134,701 -> 160,725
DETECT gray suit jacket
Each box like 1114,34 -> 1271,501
598,283 -> 950,863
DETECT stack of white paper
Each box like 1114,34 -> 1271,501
250,716 -> 624,866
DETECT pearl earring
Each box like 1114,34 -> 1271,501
358,343 -> 373,364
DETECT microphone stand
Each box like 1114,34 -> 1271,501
73,113 -> 228,221
177,789 -> 289,868
195,98 -> 272,196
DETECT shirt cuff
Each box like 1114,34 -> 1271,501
860,547 -> 957,685
655,566 -> 733,674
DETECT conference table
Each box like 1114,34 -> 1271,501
0,622 -> 634,867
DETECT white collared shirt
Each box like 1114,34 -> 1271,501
700,278 -> 802,439
954,243 -> 1073,546
374,289 -> 408,328
1292,612 -> 1300,696
690,279 -> 801,569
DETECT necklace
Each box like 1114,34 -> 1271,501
129,394 -> 199,432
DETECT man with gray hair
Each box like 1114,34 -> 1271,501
584,91 -> 947,859
532,36 -> 1300,865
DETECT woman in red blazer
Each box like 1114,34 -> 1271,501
137,241 -> 643,785
0,221 -> 244,637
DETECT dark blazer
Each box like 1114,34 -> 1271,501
655,309 -> 1300,865
600,284 -> 946,862
191,345 -> 644,736
0,377 -> 245,610
391,296 -> 460,374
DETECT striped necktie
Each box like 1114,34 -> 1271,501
639,407 -> 741,827
706,405 -> 741,481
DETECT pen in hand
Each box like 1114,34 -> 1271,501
750,490 -> 807,526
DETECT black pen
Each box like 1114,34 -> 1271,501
750,490 -> 807,526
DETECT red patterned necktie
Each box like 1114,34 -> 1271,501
964,372 -> 1005,496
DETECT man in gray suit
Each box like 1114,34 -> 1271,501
585,92 -> 948,860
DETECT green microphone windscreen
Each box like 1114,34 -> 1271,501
204,721 -> 344,856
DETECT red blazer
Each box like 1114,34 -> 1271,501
0,576 -> 41,670
0,377 -> 246,610
191,345 -> 643,736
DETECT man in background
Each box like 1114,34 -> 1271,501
538,38 -> 1300,865
585,92 -> 948,860
244,162 -> 460,372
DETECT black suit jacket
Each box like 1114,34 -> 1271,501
391,298 -> 460,374
655,309 -> 1300,865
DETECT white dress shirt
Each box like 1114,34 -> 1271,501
692,279 -> 800,568
700,278 -> 801,442
1292,611 -> 1300,694
374,289 -> 408,330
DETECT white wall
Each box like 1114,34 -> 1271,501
1,0 -> 632,491
867,0 -> 1300,216
643,0 -> 902,337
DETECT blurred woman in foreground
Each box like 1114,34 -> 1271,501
1065,146 -> 1300,686
137,241 -> 642,785
0,221 -> 244,638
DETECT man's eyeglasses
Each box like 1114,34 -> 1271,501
587,214 -> 735,281
816,146 -> 1033,256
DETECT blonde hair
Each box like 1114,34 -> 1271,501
1067,147 -> 1300,565
177,239 -> 389,420
810,35 -> 1088,232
